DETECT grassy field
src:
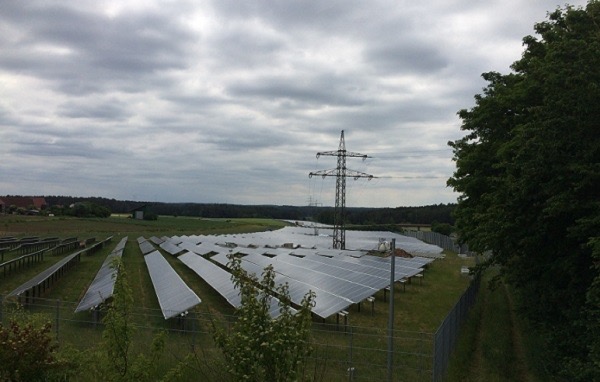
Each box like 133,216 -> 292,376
1,214 -> 475,381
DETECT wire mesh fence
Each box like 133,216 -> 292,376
401,230 -> 476,257
433,273 -> 481,381
1,276 -> 480,382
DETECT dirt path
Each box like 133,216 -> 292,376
503,283 -> 535,382
469,287 -> 486,380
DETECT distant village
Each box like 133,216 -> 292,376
0,196 -> 48,215
0,196 -> 112,219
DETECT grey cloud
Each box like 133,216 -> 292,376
207,24 -> 287,69
1,0 -> 588,207
211,0 -> 367,33
12,139 -> 120,160
365,41 -> 449,74
0,2 -> 196,95
227,74 -> 367,108
59,100 -> 132,120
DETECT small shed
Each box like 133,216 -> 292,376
130,204 -> 148,220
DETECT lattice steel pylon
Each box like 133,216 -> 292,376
309,130 -> 375,249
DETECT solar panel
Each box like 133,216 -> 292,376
164,226 -> 442,318
75,237 -> 128,312
243,253 -> 377,304
167,236 -> 183,245
159,240 -> 185,256
339,255 -> 423,279
277,254 -> 390,291
211,253 -> 352,319
8,249 -> 84,297
138,239 -> 155,255
149,236 -> 164,245
144,250 -> 201,319
407,256 -> 435,267
179,252 -> 287,318
112,237 -> 127,253
174,226 -> 443,257
231,247 -> 269,257
178,241 -> 219,256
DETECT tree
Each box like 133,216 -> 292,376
431,221 -> 454,236
0,309 -> 74,381
88,258 -> 167,381
212,255 -> 316,382
448,2 -> 600,380
66,202 -> 111,218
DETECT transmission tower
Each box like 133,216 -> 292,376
309,130 -> 375,249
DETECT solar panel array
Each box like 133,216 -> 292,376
75,236 -> 128,313
144,250 -> 201,319
243,253 -> 377,304
211,253 -> 352,319
152,226 -> 439,319
178,252 -> 288,318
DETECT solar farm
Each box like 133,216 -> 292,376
0,217 -> 474,381
126,225 -> 442,322
2,222 -> 447,320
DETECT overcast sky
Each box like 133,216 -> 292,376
0,1 -> 589,208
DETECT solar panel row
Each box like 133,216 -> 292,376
8,250 -> 83,297
211,253 -> 353,319
243,253 -> 377,304
200,226 -> 444,258
178,252 -> 288,319
144,250 -> 201,319
8,236 -> 115,299
74,236 -> 128,313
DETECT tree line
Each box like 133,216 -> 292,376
42,195 -> 456,226
448,2 -> 599,380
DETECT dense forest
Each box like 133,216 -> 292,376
42,195 -> 455,225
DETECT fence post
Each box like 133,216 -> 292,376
56,299 -> 60,342
348,326 -> 354,381
419,331 -> 425,379
0,294 -> 3,324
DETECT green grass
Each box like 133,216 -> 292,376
446,270 -> 544,382
0,215 -> 287,239
0,215 -> 476,381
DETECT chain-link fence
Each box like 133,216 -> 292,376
433,274 -> 481,381
1,276 -> 480,382
401,230 -> 476,257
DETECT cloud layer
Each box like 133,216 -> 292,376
0,0 -> 587,207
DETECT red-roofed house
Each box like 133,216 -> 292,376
0,196 -> 48,214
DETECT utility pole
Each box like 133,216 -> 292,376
387,238 -> 396,382
309,130 -> 375,249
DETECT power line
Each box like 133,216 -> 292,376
378,175 -> 449,179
